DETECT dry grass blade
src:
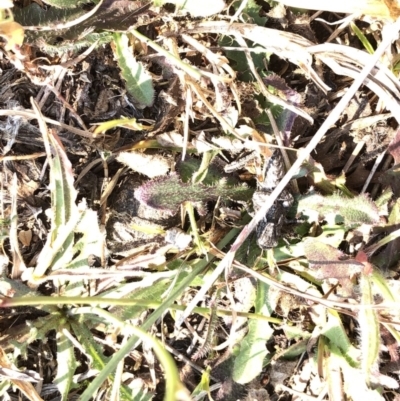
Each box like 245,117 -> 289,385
310,43 -> 400,121
0,109 -> 95,138
188,21 -> 330,93
0,347 -> 43,401
9,173 -> 26,279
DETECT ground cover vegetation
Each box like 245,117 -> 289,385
1,0 -> 400,400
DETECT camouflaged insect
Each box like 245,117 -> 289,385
253,150 -> 293,249
226,148 -> 293,249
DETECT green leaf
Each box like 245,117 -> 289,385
70,317 -> 110,371
191,367 -> 212,398
219,36 -> 268,82
192,151 -> 219,184
178,156 -> 239,186
54,325 -> 79,401
113,33 -> 154,108
233,281 -> 273,384
321,310 -> 360,367
102,278 -> 173,321
218,0 -> 268,81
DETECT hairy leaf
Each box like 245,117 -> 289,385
134,173 -> 253,214
297,192 -> 380,227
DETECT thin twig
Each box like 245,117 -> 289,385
361,150 -> 386,194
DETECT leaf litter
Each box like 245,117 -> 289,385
1,1 -> 400,400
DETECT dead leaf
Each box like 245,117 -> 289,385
304,239 -> 363,296
388,128 -> 400,164
18,229 -> 32,247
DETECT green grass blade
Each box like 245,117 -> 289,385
350,22 -> 374,54
79,229 -> 239,401
78,263 -> 205,401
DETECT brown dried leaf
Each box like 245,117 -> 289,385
388,128 -> 400,164
18,229 -> 32,247
304,239 -> 363,296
